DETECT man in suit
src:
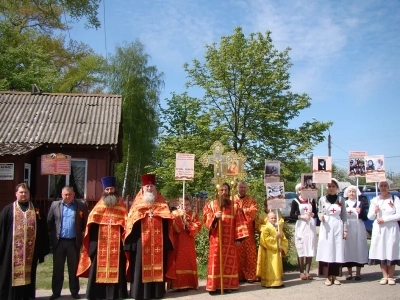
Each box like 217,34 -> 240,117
47,186 -> 89,300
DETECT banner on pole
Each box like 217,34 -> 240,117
312,156 -> 332,183
365,154 -> 385,183
266,182 -> 286,209
264,160 -> 281,185
348,151 -> 367,177
175,153 -> 195,180
300,173 -> 318,199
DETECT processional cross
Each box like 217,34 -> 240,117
199,141 -> 228,183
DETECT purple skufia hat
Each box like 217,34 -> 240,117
101,176 -> 116,189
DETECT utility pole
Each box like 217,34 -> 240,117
328,130 -> 331,157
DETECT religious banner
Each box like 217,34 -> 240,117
300,173 -> 318,199
312,156 -> 332,183
41,153 -> 71,175
348,151 -> 367,177
266,182 -> 286,209
365,154 -> 386,182
264,160 -> 281,184
174,153 -> 195,180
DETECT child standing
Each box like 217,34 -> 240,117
256,211 -> 288,287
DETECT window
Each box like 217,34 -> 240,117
48,159 -> 87,199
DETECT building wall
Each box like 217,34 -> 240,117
0,146 -> 114,210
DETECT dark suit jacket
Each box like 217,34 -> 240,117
47,199 -> 89,250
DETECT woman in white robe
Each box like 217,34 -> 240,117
290,183 -> 317,280
368,180 -> 400,285
316,178 -> 347,286
342,185 -> 368,280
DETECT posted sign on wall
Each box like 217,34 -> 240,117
41,153 -> 71,175
175,153 -> 195,180
0,163 -> 14,180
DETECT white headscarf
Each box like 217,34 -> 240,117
343,185 -> 361,198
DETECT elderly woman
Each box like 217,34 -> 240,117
316,178 -> 347,286
367,180 -> 400,285
290,183 -> 317,280
342,186 -> 368,280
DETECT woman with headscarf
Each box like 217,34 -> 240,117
342,185 -> 368,280
368,180 -> 400,285
316,178 -> 347,286
290,183 -> 317,280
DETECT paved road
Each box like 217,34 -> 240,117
36,264 -> 399,300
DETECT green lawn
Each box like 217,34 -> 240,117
36,254 -> 87,289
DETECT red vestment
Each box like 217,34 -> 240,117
124,190 -> 175,283
234,194 -> 258,281
203,199 -> 249,291
171,210 -> 202,290
77,198 -> 127,283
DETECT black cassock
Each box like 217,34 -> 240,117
0,201 -> 49,300
124,220 -> 173,300
85,224 -> 128,300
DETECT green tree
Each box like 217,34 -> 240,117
153,92 -> 227,198
184,27 -> 332,175
0,0 -> 101,32
106,41 -> 164,196
0,1 -> 105,92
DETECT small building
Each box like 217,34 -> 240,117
0,91 -> 122,210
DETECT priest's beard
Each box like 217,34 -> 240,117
222,197 -> 231,208
143,191 -> 156,205
102,193 -> 119,207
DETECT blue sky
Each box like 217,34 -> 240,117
69,0 -> 400,174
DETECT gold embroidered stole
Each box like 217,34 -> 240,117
12,201 -> 36,286
96,221 -> 121,283
141,216 -> 164,282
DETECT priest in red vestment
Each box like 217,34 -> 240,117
0,183 -> 49,300
171,196 -> 202,291
203,182 -> 249,294
235,181 -> 259,283
77,176 -> 128,300
123,174 -> 175,300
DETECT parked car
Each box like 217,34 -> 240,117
359,191 -> 400,233
279,192 -> 297,221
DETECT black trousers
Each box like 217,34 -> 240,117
52,238 -> 80,296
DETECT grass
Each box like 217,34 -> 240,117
36,254 -> 87,289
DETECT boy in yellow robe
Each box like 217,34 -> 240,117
256,211 -> 288,288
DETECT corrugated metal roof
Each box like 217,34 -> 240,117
0,91 -> 122,146
0,143 -> 42,155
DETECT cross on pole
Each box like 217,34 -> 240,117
199,141 -> 228,183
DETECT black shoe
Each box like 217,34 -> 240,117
49,295 -> 60,300
209,290 -> 218,295
225,289 -> 232,293
71,294 -> 81,299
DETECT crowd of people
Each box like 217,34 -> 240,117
0,176 -> 399,300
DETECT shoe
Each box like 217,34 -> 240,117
379,278 -> 388,285
208,290 -> 218,295
388,278 -> 396,285
333,279 -> 341,285
306,274 -> 313,280
346,275 -> 353,280
300,273 -> 307,280
49,295 -> 60,300
354,275 -> 362,281
247,279 -> 255,283
325,278 -> 332,286
71,294 -> 81,299
224,289 -> 232,293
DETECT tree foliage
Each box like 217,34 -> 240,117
0,1 -> 105,92
184,27 -> 332,175
106,41 -> 164,196
0,0 -> 101,33
153,92 -> 228,198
